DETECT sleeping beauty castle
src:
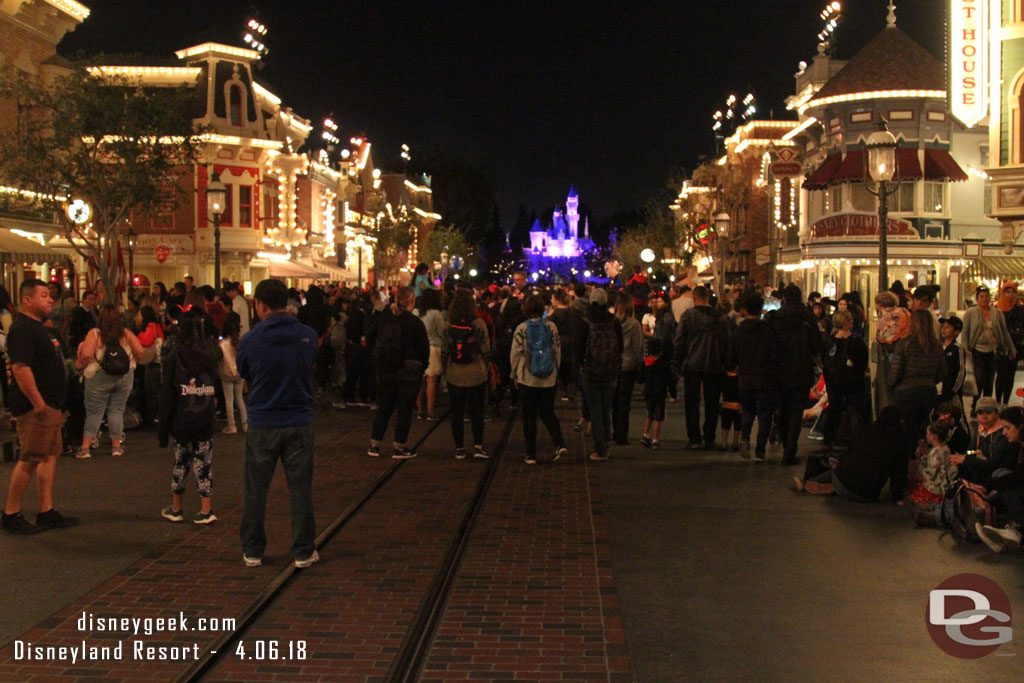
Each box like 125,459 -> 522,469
524,186 -> 596,278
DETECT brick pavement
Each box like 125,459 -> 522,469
0,408 -> 435,681
0,403 -> 634,681
420,408 -> 632,682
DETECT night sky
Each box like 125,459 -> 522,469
58,0 -> 945,232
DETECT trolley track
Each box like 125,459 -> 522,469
174,406 -> 518,682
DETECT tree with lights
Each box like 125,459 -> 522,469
366,205 -> 415,287
420,224 -> 471,276
0,66 -> 202,300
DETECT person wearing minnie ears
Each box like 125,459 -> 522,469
158,314 -> 220,525
237,279 -> 319,569
2,279 -> 78,534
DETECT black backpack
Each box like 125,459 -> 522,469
373,313 -> 405,372
585,320 -> 620,383
449,323 -> 479,364
100,342 -> 131,376
940,479 -> 995,542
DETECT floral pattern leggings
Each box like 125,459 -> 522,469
172,440 -> 213,498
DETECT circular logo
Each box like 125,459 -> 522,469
927,573 -> 1013,658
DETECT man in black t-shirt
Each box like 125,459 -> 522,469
2,279 -> 78,535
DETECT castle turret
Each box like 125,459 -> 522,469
566,186 -> 579,239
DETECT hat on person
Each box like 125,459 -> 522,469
975,396 -> 1000,413
589,288 -> 608,306
976,285 -> 990,296
938,315 -> 963,333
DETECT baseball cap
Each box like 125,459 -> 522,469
589,288 -> 608,306
975,396 -> 1000,413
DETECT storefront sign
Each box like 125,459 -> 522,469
136,234 -> 195,255
950,0 -> 988,127
811,213 -> 918,239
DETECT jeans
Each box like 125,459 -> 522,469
371,362 -> 423,445
449,382 -> 486,448
83,368 -> 134,442
740,384 -> 777,454
240,423 -> 315,560
777,384 -> 811,460
972,350 -> 996,406
995,354 -> 1017,405
612,367 -> 639,443
582,376 -> 615,457
518,384 -> 565,457
683,371 -> 722,444
223,378 -> 247,428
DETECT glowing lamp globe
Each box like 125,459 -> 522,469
640,248 -> 656,263
866,123 -> 898,183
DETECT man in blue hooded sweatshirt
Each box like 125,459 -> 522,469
237,279 -> 319,569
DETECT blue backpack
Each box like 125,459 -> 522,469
526,320 -> 555,378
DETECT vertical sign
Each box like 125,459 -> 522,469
950,0 -> 988,127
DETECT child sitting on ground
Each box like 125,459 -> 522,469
640,337 -> 675,450
909,419 -> 957,525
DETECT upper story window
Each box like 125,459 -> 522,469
228,84 -> 244,127
923,181 -> 946,214
238,185 -> 252,227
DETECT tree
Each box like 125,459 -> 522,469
366,206 -> 415,287
613,199 -> 677,276
420,224 -> 470,275
0,66 -> 203,300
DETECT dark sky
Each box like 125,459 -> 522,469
58,0 -> 945,229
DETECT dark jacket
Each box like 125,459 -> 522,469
729,316 -> 777,390
940,341 -> 966,402
835,407 -> 910,502
644,353 -> 675,401
653,308 -> 676,359
548,306 -> 585,365
984,441 -> 1024,494
237,313 -> 319,429
579,304 -> 624,379
823,334 -> 868,394
887,338 -> 945,392
367,307 -> 430,371
158,339 -> 220,447
767,302 -> 823,389
961,426 -> 1016,483
673,303 -> 730,374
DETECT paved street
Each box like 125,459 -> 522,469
0,398 -> 1021,681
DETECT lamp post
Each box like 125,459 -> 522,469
714,211 -> 731,292
125,223 -> 135,300
206,171 -> 227,292
865,120 -> 898,292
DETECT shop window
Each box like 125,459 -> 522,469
219,183 -> 233,225
152,186 -> 175,230
238,185 -> 252,227
850,184 -> 875,212
890,183 -> 915,212
923,181 -> 945,213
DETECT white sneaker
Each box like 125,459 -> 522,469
243,554 -> 262,567
223,425 -> 237,434
294,549 -> 320,568
976,523 -> 1022,553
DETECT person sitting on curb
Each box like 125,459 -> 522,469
975,406 -> 1024,553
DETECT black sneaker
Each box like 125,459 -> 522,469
473,445 -> 489,459
392,446 -> 418,460
455,447 -> 467,460
367,444 -> 380,458
687,441 -> 703,451
554,446 -> 568,461
755,451 -> 766,461
650,441 -> 660,450
781,456 -> 803,466
35,509 -> 79,530
161,506 -> 184,523
2,512 -> 42,535
640,436 -> 652,449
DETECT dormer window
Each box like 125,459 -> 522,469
228,83 -> 244,127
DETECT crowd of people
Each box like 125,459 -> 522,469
2,266 -> 1022,560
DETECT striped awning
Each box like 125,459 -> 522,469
963,257 -> 1024,283
0,228 -> 66,264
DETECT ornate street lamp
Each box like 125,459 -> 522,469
866,120 -> 898,292
206,171 -> 227,291
714,212 -> 731,289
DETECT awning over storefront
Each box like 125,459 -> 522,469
894,147 -> 922,181
267,260 -> 326,279
963,257 -> 1024,283
802,153 -> 842,190
924,149 -> 968,182
830,149 -> 866,183
0,228 -> 67,264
